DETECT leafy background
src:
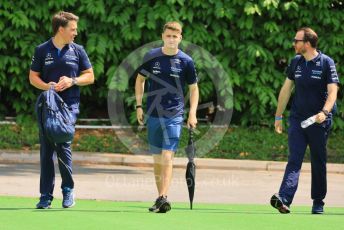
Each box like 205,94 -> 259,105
0,0 -> 343,128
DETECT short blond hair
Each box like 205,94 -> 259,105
163,21 -> 182,34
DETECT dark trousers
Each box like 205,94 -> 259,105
279,118 -> 331,206
39,105 -> 78,197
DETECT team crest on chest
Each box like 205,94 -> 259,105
172,59 -> 181,64
153,62 -> 161,69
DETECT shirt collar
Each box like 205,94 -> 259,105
309,50 -> 322,63
48,38 -> 71,50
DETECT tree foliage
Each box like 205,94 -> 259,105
0,0 -> 343,128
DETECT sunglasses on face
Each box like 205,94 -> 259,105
293,38 -> 305,43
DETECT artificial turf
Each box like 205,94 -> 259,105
0,196 -> 343,230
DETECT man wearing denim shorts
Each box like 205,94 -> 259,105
135,21 -> 199,213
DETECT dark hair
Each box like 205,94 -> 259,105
298,27 -> 318,48
163,21 -> 182,33
52,11 -> 79,35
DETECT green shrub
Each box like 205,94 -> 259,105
0,1 -> 343,129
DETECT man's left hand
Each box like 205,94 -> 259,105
55,76 -> 73,92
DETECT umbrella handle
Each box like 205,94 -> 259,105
188,127 -> 194,139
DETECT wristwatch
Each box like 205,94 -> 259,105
136,105 -> 142,109
321,109 -> 329,117
72,78 -> 77,86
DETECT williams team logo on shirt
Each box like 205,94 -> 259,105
172,59 -> 181,64
311,70 -> 322,80
65,54 -> 77,61
65,54 -> 78,66
170,66 -> 182,73
170,66 -> 182,78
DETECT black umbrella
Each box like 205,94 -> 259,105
185,128 -> 196,209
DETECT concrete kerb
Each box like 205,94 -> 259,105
0,149 -> 343,174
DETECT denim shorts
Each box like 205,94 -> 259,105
147,116 -> 183,154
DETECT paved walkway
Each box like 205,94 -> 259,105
0,150 -> 343,207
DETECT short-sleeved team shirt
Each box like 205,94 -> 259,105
286,51 -> 339,119
30,38 -> 92,104
138,48 -> 198,118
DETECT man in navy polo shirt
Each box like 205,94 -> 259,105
29,11 -> 94,209
135,21 -> 199,213
271,27 -> 339,214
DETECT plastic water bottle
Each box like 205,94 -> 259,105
301,115 -> 316,128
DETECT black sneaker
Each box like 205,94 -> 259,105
270,193 -> 290,214
148,197 -> 159,212
148,196 -> 171,213
312,204 -> 324,214
36,194 -> 53,209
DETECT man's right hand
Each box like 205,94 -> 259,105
274,120 -> 283,134
136,107 -> 144,125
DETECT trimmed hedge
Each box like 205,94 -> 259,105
1,124 -> 343,163
0,0 -> 343,128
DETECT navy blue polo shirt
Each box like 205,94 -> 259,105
286,51 -> 339,119
139,47 -> 198,118
30,38 -> 92,104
